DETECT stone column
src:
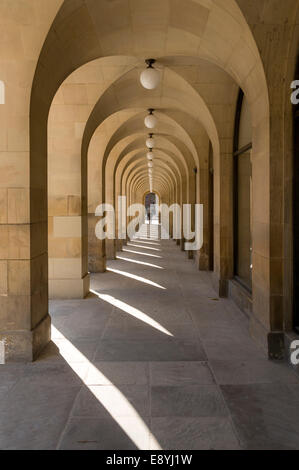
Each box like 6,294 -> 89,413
48,202 -> 90,299
106,239 -> 117,260
197,167 -> 212,271
0,177 -> 51,362
116,239 -> 124,251
88,214 -> 106,272
0,1 -> 63,362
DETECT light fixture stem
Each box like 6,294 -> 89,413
145,59 -> 156,69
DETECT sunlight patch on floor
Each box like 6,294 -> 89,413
90,290 -> 173,337
107,267 -> 165,289
116,256 -> 164,270
132,239 -> 161,246
122,248 -> 162,258
51,325 -> 162,450
134,237 -> 159,241
127,243 -> 161,252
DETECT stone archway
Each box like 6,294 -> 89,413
5,0 -> 298,363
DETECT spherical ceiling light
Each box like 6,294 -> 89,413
149,168 -> 153,174
145,109 -> 157,129
140,59 -> 161,90
146,133 -> 155,149
148,161 -> 153,168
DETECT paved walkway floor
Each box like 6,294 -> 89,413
1,228 -> 299,450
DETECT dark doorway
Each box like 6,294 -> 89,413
233,89 -> 253,292
293,58 -> 299,331
209,143 -> 214,271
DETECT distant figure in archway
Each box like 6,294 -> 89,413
145,192 -> 157,224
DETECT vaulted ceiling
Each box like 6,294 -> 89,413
37,0 -> 266,203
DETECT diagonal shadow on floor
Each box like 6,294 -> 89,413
1,230 -> 299,450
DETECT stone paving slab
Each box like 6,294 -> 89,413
221,383 -> 299,449
1,236 -> 299,449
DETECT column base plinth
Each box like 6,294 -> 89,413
0,314 -> 51,363
49,274 -> 90,300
